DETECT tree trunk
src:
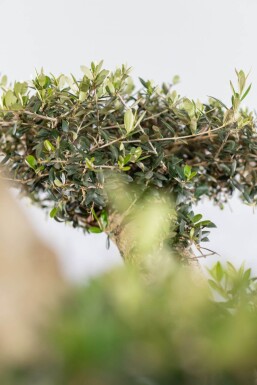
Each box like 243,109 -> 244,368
106,211 -> 199,270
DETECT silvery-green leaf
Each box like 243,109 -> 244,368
54,179 -> 63,187
172,75 -> 180,85
79,91 -> 87,102
106,80 -> 115,95
0,75 -> 7,87
238,70 -> 246,95
4,90 -> 17,108
80,65 -> 93,80
38,74 -> 46,87
182,98 -> 195,117
124,109 -> 134,133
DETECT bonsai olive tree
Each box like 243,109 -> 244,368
1,65 -> 257,384
0,63 -> 255,264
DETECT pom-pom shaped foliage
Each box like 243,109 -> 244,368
0,63 -> 255,261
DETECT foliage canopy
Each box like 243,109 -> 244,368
0,63 -> 255,261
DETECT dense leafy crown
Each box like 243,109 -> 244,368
0,62 -> 255,256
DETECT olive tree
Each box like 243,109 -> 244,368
0,63 -> 254,264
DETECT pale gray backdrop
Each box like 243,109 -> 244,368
1,0 -> 257,280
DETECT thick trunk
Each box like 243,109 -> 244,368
106,211 -> 199,269
107,211 -> 138,264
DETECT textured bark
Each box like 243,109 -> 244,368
107,211 -> 137,263
107,211 -> 199,269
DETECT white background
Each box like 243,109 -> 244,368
1,0 -> 257,280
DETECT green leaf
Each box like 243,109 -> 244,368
195,220 -> 216,228
189,227 -> 195,239
139,77 -> 148,88
50,207 -> 58,218
243,268 -> 251,283
54,179 -> 63,187
14,82 -> 28,97
130,147 -> 142,163
62,120 -> 69,132
208,95 -> 228,110
106,80 -> 115,95
192,214 -> 203,223
57,75 -> 67,89
242,191 -> 252,203
88,226 -> 102,233
0,75 -> 7,87
85,157 -> 94,170
25,155 -> 37,170
100,210 -> 108,229
182,98 -> 195,117
215,262 -> 224,282
44,140 -> 55,152
96,69 -> 109,86
38,74 -> 46,88
4,90 -> 17,108
229,81 -> 236,96
226,261 -> 237,277
231,160 -> 237,176
140,134 -> 149,143
80,65 -> 94,80
183,164 -> 191,179
172,75 -> 180,85
124,109 -> 134,133
79,91 -> 87,102
123,154 -> 131,165
237,70 -> 246,95
208,279 -> 228,299
94,60 -> 104,75
240,83 -> 252,101
195,185 -> 209,198
189,171 -> 197,180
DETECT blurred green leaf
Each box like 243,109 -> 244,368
25,155 -> 37,170
124,109 -> 134,133
88,226 -> 102,233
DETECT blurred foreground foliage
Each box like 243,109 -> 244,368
2,260 -> 257,385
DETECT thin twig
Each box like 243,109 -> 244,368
90,122 -> 230,153
214,130 -> 230,160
